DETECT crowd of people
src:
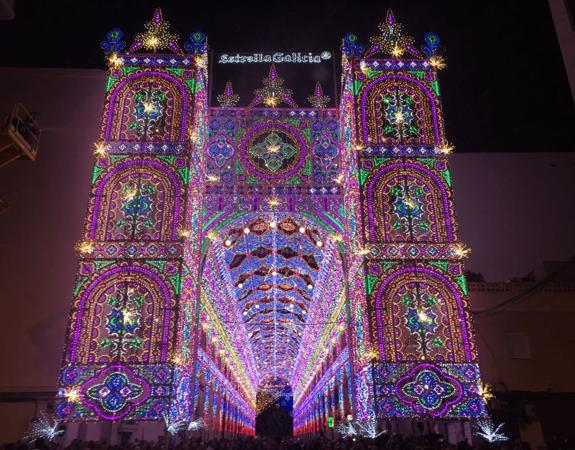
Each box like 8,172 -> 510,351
1,433 -> 556,450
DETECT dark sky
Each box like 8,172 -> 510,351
1,0 -> 574,152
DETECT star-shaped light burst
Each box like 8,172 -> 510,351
161,411 -> 186,436
129,8 -> 183,54
250,64 -> 298,108
478,382 -> 495,404
187,417 -> 204,432
337,418 -> 385,439
336,421 -> 357,438
366,10 -> 421,58
23,413 -> 64,442
356,417 -> 386,439
75,239 -> 95,255
308,82 -> 330,109
217,81 -> 240,107
474,419 -> 509,443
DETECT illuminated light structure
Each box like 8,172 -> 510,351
327,9 -> 486,426
56,8 -> 485,439
56,9 -> 255,435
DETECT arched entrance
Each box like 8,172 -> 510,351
196,212 -> 349,436
256,377 -> 293,438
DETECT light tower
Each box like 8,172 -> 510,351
340,11 -> 486,423
56,9 -> 208,424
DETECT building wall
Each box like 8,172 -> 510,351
549,0 -> 575,103
0,68 -> 102,442
471,278 -> 575,443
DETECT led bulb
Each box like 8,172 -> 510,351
243,227 -> 250,234
299,227 -> 306,233
316,241 -> 323,247
225,239 -> 232,246
270,221 -> 277,228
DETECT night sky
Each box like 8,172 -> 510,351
1,0 -> 574,153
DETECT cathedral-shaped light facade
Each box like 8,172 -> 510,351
56,9 -> 486,436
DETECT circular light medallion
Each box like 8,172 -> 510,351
240,122 -> 307,181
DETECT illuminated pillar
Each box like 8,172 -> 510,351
55,9 -> 209,424
343,10 -> 485,419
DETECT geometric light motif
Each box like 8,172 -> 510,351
405,307 -> 437,334
81,366 -> 150,420
240,122 -> 307,181
207,134 -> 235,168
382,92 -> 419,140
131,89 -> 167,139
250,131 -> 298,173
313,134 -> 338,170
396,364 -> 462,417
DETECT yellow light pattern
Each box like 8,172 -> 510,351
75,240 -> 95,255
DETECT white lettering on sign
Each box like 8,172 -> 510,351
218,52 -> 332,64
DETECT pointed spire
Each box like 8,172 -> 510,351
128,8 -> 183,55
386,9 -> 395,26
217,81 -> 240,107
307,82 -> 330,109
269,64 -> 278,81
152,8 -> 163,23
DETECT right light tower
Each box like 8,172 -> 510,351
340,10 -> 487,421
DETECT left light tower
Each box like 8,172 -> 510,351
56,9 -> 209,424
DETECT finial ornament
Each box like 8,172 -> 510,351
341,33 -> 364,57
100,28 -> 126,55
128,8 -> 183,54
249,64 -> 298,108
217,81 -> 240,107
184,31 -> 208,54
308,82 -> 330,108
365,10 -> 422,58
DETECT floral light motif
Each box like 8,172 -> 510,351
100,285 -> 146,356
422,32 -> 441,57
405,307 -> 437,334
